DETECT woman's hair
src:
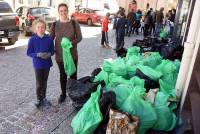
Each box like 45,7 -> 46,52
32,18 -> 46,33
58,3 -> 68,11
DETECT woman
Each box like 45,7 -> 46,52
50,3 -> 82,103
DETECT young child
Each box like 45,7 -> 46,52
27,18 -> 54,108
101,12 -> 111,48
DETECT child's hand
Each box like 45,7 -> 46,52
37,52 -> 51,59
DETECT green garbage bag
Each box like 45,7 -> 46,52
126,46 -> 141,58
137,65 -> 162,80
161,73 -> 178,88
126,55 -> 142,66
102,59 -> 112,72
174,59 -> 181,72
61,37 -> 76,76
155,60 -> 177,75
107,74 -> 144,89
111,58 -> 127,77
160,30 -> 168,39
142,52 -> 162,68
153,92 -> 177,131
125,47 -> 142,66
106,73 -> 131,89
107,84 -> 136,108
126,65 -> 137,78
71,85 -> 103,134
121,87 -> 157,134
156,60 -> 178,99
93,70 -> 109,85
159,79 -> 176,99
130,76 -> 145,88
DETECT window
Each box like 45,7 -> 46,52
30,8 -> 41,15
42,8 -> 55,16
0,2 -> 13,13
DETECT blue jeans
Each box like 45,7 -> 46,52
155,23 -> 163,36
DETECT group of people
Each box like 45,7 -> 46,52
100,6 -> 176,51
27,3 -> 82,108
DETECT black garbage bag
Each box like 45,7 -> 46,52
116,47 -> 127,57
91,68 -> 102,82
169,44 -> 183,61
94,91 -> 116,134
67,78 -> 98,103
78,76 -> 91,83
141,46 -> 155,53
158,41 -> 181,59
135,69 -> 159,91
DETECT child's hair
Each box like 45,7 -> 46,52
58,3 -> 68,12
106,13 -> 110,17
119,12 -> 125,17
32,18 -> 46,33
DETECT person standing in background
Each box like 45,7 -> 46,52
115,12 -> 127,51
101,13 -> 111,48
155,7 -> 164,36
135,9 -> 142,35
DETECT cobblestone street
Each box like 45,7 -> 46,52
0,24 -> 141,133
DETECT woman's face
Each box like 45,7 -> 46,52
58,6 -> 68,20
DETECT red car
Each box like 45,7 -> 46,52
72,8 -> 104,26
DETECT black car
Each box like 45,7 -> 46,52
0,1 -> 20,45
16,6 -> 57,36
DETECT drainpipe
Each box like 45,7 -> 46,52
176,0 -> 200,112
176,0 -> 198,99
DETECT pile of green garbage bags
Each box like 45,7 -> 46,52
71,46 -> 180,134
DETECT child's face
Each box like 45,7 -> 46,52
35,22 -> 46,36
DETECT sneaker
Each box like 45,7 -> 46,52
58,95 -> 66,104
100,44 -> 105,48
105,44 -> 111,49
35,100 -> 44,108
43,98 -> 52,106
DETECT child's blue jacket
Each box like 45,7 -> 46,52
27,34 -> 54,69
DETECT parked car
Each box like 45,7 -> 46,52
16,6 -> 57,36
72,8 -> 104,26
0,1 -> 20,45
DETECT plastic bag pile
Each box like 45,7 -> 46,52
72,46 -> 180,134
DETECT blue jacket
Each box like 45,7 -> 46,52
116,17 -> 127,36
27,34 -> 54,69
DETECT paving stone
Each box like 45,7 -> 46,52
0,117 -> 5,124
22,115 -> 36,124
13,112 -> 25,118
15,119 -> 34,131
1,121 -> 28,134
7,115 -> 19,122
